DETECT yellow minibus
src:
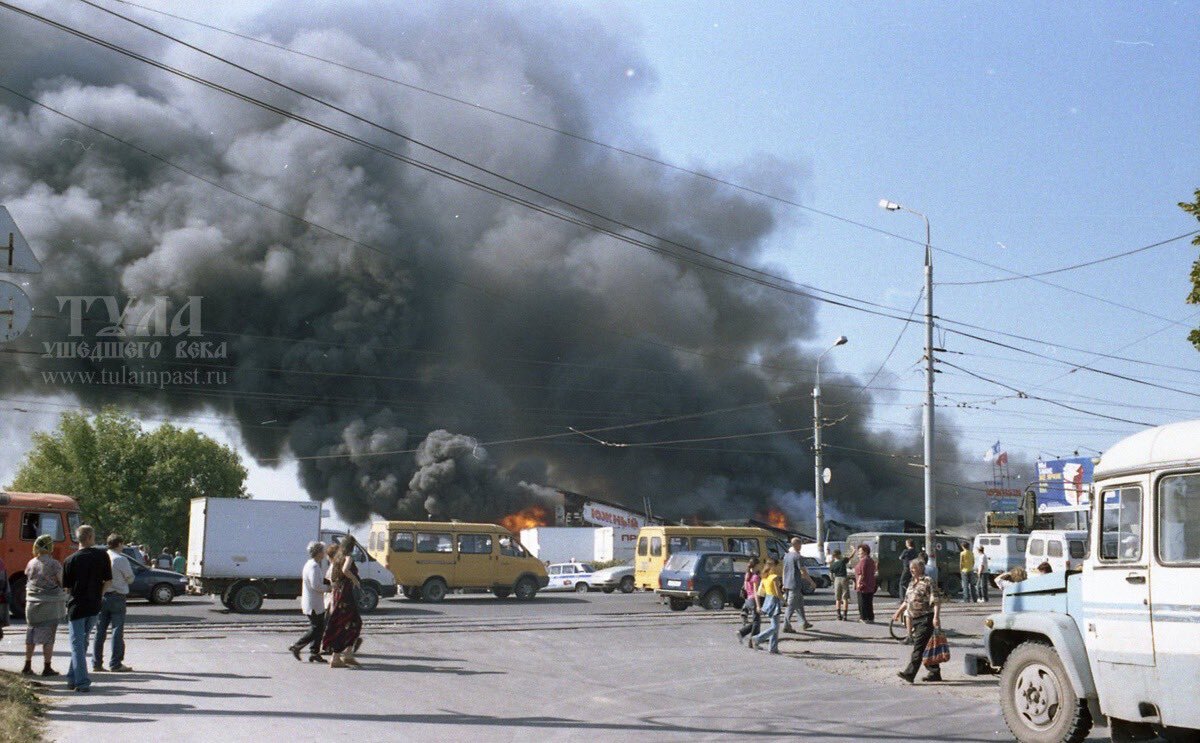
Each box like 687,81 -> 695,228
367,520 -> 549,602
633,525 -> 789,590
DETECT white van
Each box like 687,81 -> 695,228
972,533 -> 1029,574
800,540 -> 846,565
1025,529 -> 1088,573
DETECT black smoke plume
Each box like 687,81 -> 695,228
0,1 -> 976,525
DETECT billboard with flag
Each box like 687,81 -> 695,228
1035,457 -> 1100,512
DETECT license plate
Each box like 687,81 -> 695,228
667,580 -> 682,587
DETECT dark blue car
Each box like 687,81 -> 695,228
655,551 -> 752,611
119,547 -> 187,604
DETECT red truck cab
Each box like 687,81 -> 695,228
0,491 -> 82,616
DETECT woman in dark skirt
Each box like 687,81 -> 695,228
321,537 -> 363,668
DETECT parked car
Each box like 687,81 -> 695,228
656,551 -> 752,611
120,548 -> 186,604
544,562 -> 598,592
590,564 -> 635,594
802,556 -> 830,589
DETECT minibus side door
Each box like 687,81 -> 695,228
1150,472 -> 1200,729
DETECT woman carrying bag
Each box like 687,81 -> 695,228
892,558 -> 944,683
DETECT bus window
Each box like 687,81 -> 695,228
391,532 -> 414,552
1029,539 -> 1044,557
417,533 -> 453,553
21,512 -> 64,541
727,537 -> 759,555
667,537 -> 689,554
637,537 -> 648,557
767,539 -> 787,559
650,537 -> 662,557
693,537 -> 723,551
1047,540 -> 1063,558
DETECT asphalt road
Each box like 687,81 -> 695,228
5,589 -> 1111,741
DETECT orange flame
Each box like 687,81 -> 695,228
499,504 -> 550,532
758,508 -> 788,530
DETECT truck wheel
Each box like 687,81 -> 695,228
149,583 -> 176,605
999,641 -> 1093,743
619,576 -> 635,594
230,583 -> 264,613
514,576 -> 538,600
8,575 -> 26,620
421,578 -> 448,603
355,583 -> 380,613
668,597 -> 690,611
574,582 -> 590,593
491,588 -> 512,599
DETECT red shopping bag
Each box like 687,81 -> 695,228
923,630 -> 950,667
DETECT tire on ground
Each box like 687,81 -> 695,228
421,577 -> 448,602
149,583 -> 176,605
230,582 -> 264,613
998,640 -> 1093,743
668,597 -> 690,611
619,575 -> 635,594
492,587 -> 512,599
355,582 -> 380,612
514,575 -> 538,601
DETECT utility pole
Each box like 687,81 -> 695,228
813,335 -> 847,558
880,200 -> 935,556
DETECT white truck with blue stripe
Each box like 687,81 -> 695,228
968,421 -> 1200,742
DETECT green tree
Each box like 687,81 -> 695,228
10,408 -> 247,552
1183,189 -> 1200,350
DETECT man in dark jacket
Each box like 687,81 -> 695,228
781,538 -> 813,632
62,525 -> 112,692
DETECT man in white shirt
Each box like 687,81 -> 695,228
975,545 -> 991,603
289,541 -> 328,662
94,534 -> 137,672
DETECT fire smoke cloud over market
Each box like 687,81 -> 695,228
0,1 -> 974,525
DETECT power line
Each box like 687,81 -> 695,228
937,359 -> 1158,427
940,230 -> 1199,286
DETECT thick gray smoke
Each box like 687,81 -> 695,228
0,1 -> 976,525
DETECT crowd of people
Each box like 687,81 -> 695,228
734,536 -> 1037,684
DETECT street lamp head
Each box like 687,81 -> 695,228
834,335 -> 848,347
878,199 -> 902,211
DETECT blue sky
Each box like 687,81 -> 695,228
604,1 -> 1200,476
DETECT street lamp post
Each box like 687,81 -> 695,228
813,335 -> 848,559
879,199 -> 935,559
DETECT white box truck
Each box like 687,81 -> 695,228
186,498 -> 396,613
593,527 -> 638,562
519,526 -> 600,564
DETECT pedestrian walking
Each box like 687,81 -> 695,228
749,557 -> 782,654
155,548 -> 173,570
893,558 -> 943,683
959,542 -> 976,603
172,550 -> 185,574
289,541 -> 329,663
853,543 -> 877,623
321,536 -> 363,668
781,537 -> 813,632
897,538 -> 918,598
828,549 -> 851,621
736,558 -> 761,644
22,535 -> 64,677
93,534 -> 136,673
61,525 -> 112,692
975,546 -> 990,603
